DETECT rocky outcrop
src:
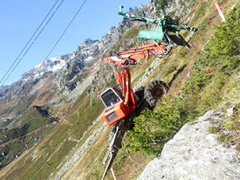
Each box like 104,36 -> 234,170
149,0 -> 196,20
0,85 -> 9,98
138,110 -> 240,180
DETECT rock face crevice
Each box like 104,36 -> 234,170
138,110 -> 240,180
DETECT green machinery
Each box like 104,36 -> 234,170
118,6 -> 197,48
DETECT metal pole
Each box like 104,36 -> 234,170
111,168 -> 117,180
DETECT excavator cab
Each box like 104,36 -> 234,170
100,86 -> 135,125
100,87 -> 122,108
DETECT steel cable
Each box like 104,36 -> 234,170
1,0 -> 65,85
44,0 -> 88,60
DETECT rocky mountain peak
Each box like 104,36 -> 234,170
0,85 -> 9,98
0,85 -> 9,91
83,38 -> 98,45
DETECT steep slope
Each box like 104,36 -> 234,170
127,1 -> 240,179
0,0 -> 239,179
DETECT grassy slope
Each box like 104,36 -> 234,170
0,106 -> 57,170
0,0 -> 238,179
60,0 -> 240,179
0,90 -> 104,180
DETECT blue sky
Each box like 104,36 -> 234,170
0,0 -> 148,85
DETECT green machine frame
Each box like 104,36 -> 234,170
118,6 -> 197,46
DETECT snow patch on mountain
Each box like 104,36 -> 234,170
84,56 -> 94,62
34,57 -> 66,73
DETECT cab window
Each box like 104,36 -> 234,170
101,89 -> 121,108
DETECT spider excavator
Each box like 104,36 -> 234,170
100,7 -> 197,179
100,42 -> 170,179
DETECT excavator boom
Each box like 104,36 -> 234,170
104,43 -> 167,65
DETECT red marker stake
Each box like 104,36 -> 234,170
215,2 -> 226,22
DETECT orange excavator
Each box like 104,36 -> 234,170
100,42 -> 169,125
100,42 -> 170,179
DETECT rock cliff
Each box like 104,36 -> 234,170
138,110 -> 240,180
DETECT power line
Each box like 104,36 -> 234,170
0,0 -> 60,85
44,0 -> 88,60
1,0 -> 65,85
1,0 -> 88,85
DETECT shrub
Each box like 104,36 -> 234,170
125,97 -> 189,155
204,5 -> 240,72
182,4 -> 240,112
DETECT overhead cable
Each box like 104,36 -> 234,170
1,0 -> 65,85
44,0 -> 88,60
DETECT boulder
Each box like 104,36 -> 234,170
138,110 -> 240,180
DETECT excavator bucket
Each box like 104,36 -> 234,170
167,34 -> 191,49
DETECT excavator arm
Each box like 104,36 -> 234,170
118,6 -> 197,48
101,42 -> 169,179
103,43 -> 167,107
104,43 -> 167,65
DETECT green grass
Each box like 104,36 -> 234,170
208,126 -> 219,134
1,92 -> 105,180
70,96 -> 104,140
191,1 -> 208,23
125,97 -> 190,155
0,105 -> 57,170
20,106 -> 57,133
181,3 -> 240,112
0,124 -> 54,170
216,103 -> 240,151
